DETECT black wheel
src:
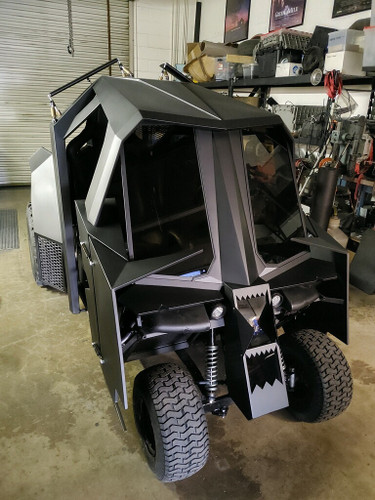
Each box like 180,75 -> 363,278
26,203 -> 42,286
279,329 -> 353,423
133,362 -> 209,482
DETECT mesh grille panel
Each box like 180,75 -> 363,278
135,125 -> 168,146
36,235 -> 66,292
0,209 -> 19,250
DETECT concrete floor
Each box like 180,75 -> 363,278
1,186 -> 375,500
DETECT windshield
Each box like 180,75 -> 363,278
124,125 -> 213,275
243,131 -> 306,264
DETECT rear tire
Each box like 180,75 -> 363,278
279,329 -> 353,423
133,362 -> 209,482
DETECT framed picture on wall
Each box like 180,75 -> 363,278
332,0 -> 371,18
269,0 -> 306,32
224,0 -> 251,44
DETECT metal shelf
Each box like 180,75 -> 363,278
200,74 -> 374,90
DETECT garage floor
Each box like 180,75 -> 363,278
1,187 -> 375,500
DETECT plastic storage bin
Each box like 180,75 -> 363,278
242,63 -> 259,79
215,58 -> 236,80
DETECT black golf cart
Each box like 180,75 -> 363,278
28,60 -> 352,482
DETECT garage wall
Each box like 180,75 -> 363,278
131,0 -> 195,79
130,0 -> 372,78
131,0 -> 173,78
0,0 -> 129,186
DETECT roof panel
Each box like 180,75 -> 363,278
91,76 -> 280,131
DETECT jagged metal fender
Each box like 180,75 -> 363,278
222,284 -> 288,420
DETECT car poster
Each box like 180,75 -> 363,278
332,0 -> 371,18
224,0 -> 251,43
269,0 -> 306,32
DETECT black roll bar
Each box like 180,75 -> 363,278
159,62 -> 192,83
48,58 -> 121,98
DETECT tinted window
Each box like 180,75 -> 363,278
66,106 -> 108,200
243,132 -> 306,264
124,125 -> 213,275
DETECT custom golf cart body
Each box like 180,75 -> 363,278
28,65 -> 352,481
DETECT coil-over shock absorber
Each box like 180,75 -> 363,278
206,329 -> 219,403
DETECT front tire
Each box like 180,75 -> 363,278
279,329 -> 353,423
133,363 -> 209,482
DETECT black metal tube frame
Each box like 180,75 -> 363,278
159,62 -> 191,83
48,58 -> 120,98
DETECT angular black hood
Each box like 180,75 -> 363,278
92,76 -> 281,131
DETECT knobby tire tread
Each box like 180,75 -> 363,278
134,363 -> 209,482
282,329 -> 353,422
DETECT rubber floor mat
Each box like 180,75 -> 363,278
0,209 -> 19,250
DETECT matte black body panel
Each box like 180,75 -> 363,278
213,132 -> 259,285
93,77 -> 281,130
350,228 -> 375,294
140,305 -> 211,335
76,199 -> 128,260
117,285 -> 223,315
89,239 -> 127,407
75,201 -> 226,406
266,258 -> 338,289
76,200 -> 207,290
51,87 -> 97,313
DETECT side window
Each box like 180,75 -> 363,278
123,125 -> 213,276
65,105 -> 108,200
243,130 -> 306,264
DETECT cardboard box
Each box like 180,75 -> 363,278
328,29 -> 364,53
226,54 -> 254,64
184,43 -> 215,81
275,63 -> 303,77
234,96 -> 259,107
324,50 -> 365,76
186,43 -> 201,62
184,42 -> 241,82
184,55 -> 216,82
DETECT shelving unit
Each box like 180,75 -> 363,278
201,74 -> 373,90
201,74 -> 374,107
